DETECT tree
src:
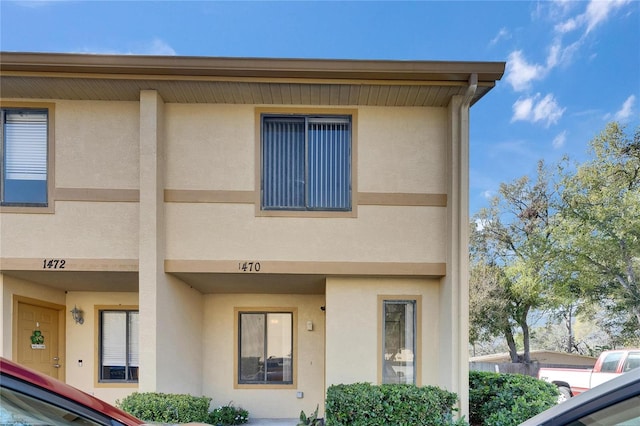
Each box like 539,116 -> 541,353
470,161 -> 557,363
552,123 -> 640,344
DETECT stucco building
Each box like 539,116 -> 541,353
0,52 -> 504,419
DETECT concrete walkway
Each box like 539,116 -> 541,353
247,419 -> 298,425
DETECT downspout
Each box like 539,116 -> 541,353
456,73 -> 477,419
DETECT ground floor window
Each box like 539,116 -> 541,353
238,311 -> 293,385
99,310 -> 139,382
382,299 -> 416,384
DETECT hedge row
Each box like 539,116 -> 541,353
469,371 -> 559,426
116,372 -> 558,426
325,383 -> 465,426
116,393 -> 248,425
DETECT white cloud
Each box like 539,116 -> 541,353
76,38 -> 176,56
552,130 -> 568,149
519,0 -> 632,92
512,96 -> 535,121
489,28 -> 511,46
614,95 -> 636,121
555,0 -> 631,35
511,93 -> 566,127
584,0 -> 631,34
505,51 -> 548,92
145,39 -> 177,56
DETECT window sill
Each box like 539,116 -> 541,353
0,204 -> 54,214
234,383 -> 296,390
94,382 -> 139,388
256,208 -> 357,218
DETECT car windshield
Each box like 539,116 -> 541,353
1,385 -> 102,426
567,395 -> 640,426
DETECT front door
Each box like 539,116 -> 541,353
16,298 -> 63,379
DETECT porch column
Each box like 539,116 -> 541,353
138,90 -> 166,392
138,90 -> 204,395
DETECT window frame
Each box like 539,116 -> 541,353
234,307 -> 297,389
378,295 -> 422,386
255,108 -> 358,218
0,102 -> 55,213
95,307 -> 139,387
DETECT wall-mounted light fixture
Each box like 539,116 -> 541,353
70,305 -> 84,325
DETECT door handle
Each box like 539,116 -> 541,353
53,364 -> 61,368
53,357 -> 59,361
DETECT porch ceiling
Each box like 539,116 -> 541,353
1,270 -> 324,294
2,270 -> 139,292
0,52 -> 505,107
171,272 -> 326,295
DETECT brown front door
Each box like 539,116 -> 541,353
16,300 -> 62,379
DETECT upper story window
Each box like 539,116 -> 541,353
261,114 -> 351,211
1,108 -> 49,207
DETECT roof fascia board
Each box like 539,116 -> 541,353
0,52 -> 505,83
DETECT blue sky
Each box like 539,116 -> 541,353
1,0 -> 638,213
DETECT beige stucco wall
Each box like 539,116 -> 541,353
203,293 -> 326,419
165,104 -> 255,190
55,100 -> 139,189
358,106 -> 447,193
325,277 -> 440,387
165,204 -> 445,262
0,202 -> 139,258
151,274 -> 204,395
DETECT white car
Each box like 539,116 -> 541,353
520,367 -> 640,426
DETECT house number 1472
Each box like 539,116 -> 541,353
43,259 -> 66,269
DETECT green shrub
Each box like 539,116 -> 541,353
208,403 -> 249,425
469,371 -> 558,426
116,392 -> 211,423
298,405 -> 322,426
325,382 -> 466,426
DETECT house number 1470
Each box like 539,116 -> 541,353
238,262 -> 261,272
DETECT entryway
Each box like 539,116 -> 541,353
14,296 -> 65,380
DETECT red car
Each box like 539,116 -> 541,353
1,357 -> 144,426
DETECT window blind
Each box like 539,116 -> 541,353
4,110 -> 47,181
262,115 -> 351,211
128,312 -> 139,367
102,312 -> 127,367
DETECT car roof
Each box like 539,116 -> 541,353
519,367 -> 640,426
1,357 -> 144,425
